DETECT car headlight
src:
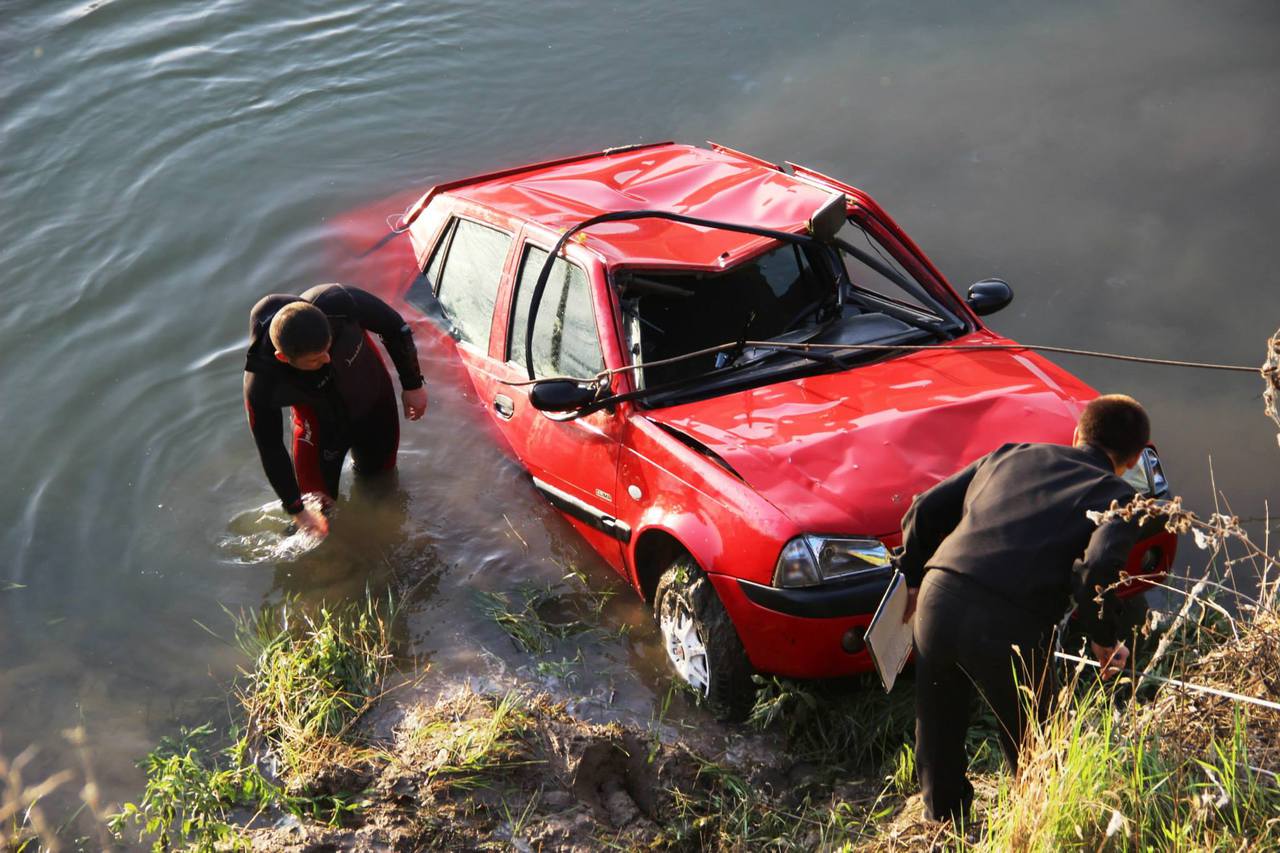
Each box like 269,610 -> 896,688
773,536 -> 892,588
1145,448 -> 1169,496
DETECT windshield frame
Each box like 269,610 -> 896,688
844,208 -> 972,328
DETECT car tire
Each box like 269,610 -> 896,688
653,555 -> 755,721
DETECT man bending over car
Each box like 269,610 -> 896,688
896,394 -> 1150,823
243,283 -> 427,535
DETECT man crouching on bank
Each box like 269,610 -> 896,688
896,394 -> 1149,822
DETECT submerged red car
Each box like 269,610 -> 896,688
353,141 -> 1173,717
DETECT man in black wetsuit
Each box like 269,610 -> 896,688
244,283 -> 427,535
896,394 -> 1150,823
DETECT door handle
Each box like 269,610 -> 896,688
493,394 -> 514,419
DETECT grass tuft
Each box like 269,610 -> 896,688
402,691 -> 538,791
979,682 -> 1280,850
234,593 -> 394,789
110,593 -> 395,850
477,567 -> 627,672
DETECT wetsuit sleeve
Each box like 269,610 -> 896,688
244,372 -> 304,514
345,287 -> 425,391
896,454 -> 986,587
1072,515 -> 1141,646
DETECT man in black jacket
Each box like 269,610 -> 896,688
896,394 -> 1150,822
244,283 -> 427,536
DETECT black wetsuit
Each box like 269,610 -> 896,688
896,442 -> 1140,822
243,284 -> 423,514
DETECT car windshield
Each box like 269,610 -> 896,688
618,224 -> 961,395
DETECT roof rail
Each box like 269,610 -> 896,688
705,141 -> 784,172
396,140 -> 676,230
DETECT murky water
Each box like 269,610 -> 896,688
2,0 -> 1278,832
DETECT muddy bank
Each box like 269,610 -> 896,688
240,686 -> 893,851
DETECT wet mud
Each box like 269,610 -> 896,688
240,687 -> 870,852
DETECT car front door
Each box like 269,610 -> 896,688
488,236 -> 626,572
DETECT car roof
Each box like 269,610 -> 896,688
446,142 -> 835,270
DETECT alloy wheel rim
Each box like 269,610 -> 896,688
660,594 -> 710,694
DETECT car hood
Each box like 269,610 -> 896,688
646,344 -> 1094,537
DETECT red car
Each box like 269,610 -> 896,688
347,141 -> 1174,717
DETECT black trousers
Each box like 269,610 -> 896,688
913,569 -> 1055,822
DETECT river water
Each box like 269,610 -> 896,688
2,0 -> 1278,833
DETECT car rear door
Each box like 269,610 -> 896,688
487,233 -> 627,572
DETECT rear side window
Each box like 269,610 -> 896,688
508,246 -> 603,380
430,219 -> 513,348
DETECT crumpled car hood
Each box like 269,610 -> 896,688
647,345 -> 1093,537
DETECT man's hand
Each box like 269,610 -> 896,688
402,387 -> 428,420
292,507 -> 329,537
1090,640 -> 1129,680
903,586 -> 919,623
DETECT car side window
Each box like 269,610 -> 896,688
508,246 -> 603,380
405,220 -> 453,318
430,218 -> 513,348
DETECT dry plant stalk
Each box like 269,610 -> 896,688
1086,471 -> 1280,778
1263,327 -> 1280,448
0,741 -> 73,852
1152,610 -> 1280,771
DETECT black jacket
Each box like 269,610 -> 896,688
243,284 -> 423,512
897,442 -> 1140,646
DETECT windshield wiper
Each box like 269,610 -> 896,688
726,340 -> 862,372
557,340 -> 865,419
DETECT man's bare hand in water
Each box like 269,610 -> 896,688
402,387 -> 428,420
1091,640 -> 1129,679
293,507 -> 329,537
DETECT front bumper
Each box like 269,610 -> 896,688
736,568 -> 894,618
711,526 -> 1176,680
707,568 -> 894,679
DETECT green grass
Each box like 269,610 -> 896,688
476,567 -> 628,667
748,674 -> 917,768
403,691 -> 539,791
661,754 -> 894,851
109,593 -> 395,851
107,725 -> 269,852
979,686 -> 1280,851
748,672 -> 1009,774
234,593 -> 393,787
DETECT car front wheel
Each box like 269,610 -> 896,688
654,555 -> 755,721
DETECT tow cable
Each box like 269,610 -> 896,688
500,337 -> 1264,390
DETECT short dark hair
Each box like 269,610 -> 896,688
269,302 -> 331,359
1078,394 -> 1150,463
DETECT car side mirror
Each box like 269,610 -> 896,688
529,379 -> 598,412
966,278 -> 1013,316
